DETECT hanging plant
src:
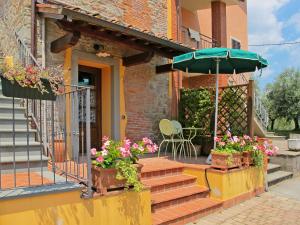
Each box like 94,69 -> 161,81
0,62 -> 64,100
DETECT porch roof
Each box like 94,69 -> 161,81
36,0 -> 194,59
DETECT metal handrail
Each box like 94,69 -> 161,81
254,92 -> 269,130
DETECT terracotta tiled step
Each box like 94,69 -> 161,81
152,198 -> 222,225
152,186 -> 209,211
140,158 -> 185,180
142,174 -> 196,193
141,166 -> 185,180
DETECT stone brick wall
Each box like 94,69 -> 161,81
182,75 -> 229,89
55,0 -> 168,36
0,0 -> 31,58
124,57 -> 170,141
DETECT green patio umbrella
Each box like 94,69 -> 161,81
173,47 -> 268,152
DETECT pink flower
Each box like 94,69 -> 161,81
120,147 -> 131,157
233,136 -> 239,143
226,131 -> 232,137
152,144 -> 158,152
241,140 -> 246,146
91,148 -> 97,156
102,140 -> 110,150
143,137 -> 153,145
96,155 -> 104,163
214,137 -> 221,142
102,136 -> 109,142
101,149 -> 108,156
219,142 -> 225,147
132,143 -> 139,149
124,138 -> 131,150
139,146 -> 144,152
243,135 -> 250,140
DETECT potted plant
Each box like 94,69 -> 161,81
211,131 -> 243,170
254,140 -> 278,170
240,135 -> 258,167
91,136 -> 158,195
0,62 -> 64,100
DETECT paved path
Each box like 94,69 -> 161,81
189,177 -> 300,225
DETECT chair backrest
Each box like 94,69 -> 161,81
159,119 -> 174,136
172,120 -> 183,135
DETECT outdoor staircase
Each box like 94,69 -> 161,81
267,163 -> 293,186
140,158 -> 222,225
0,79 -> 48,173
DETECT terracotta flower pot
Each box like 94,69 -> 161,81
242,151 -> 253,167
92,164 -> 143,195
211,152 -> 242,171
53,139 -> 65,163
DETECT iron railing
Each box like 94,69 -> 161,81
181,26 -> 218,49
254,92 -> 269,130
0,33 -> 92,198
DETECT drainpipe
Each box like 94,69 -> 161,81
31,0 -> 37,58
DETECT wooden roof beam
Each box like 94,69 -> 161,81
122,51 -> 154,67
50,31 -> 81,53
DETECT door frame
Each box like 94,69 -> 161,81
71,50 -> 121,140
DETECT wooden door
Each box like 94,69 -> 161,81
78,65 -> 102,151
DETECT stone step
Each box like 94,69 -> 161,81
0,141 -> 43,156
267,171 -> 293,186
267,163 -> 281,174
151,185 -> 209,211
266,135 -> 287,141
0,129 -> 36,142
0,117 -> 30,129
0,155 -> 49,173
0,106 -> 26,118
152,198 -> 222,225
142,174 -> 197,193
0,96 -> 22,107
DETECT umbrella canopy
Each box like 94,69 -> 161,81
173,48 -> 268,74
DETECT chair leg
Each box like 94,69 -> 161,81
158,140 -> 166,157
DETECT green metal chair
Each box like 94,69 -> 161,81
171,120 -> 198,159
158,119 -> 184,159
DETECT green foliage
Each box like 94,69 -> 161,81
265,68 -> 300,130
115,160 -> 143,192
251,150 -> 264,168
179,88 -> 214,135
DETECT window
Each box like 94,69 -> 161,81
231,38 -> 241,49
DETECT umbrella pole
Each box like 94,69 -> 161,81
206,59 -> 220,164
213,59 -> 220,149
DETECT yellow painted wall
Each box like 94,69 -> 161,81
119,60 -> 126,140
77,59 -> 112,138
0,189 -> 152,225
184,167 -> 264,201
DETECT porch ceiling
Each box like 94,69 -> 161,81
36,1 -> 193,59
181,0 -> 245,11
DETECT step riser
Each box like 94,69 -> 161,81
142,168 -> 184,180
0,108 -> 26,118
0,120 -> 29,129
152,192 -> 209,211
267,167 -> 281,174
0,146 -> 43,157
161,204 -> 221,225
0,160 -> 48,173
150,179 -> 196,193
0,98 -> 22,106
0,132 -> 36,142
268,174 -> 293,186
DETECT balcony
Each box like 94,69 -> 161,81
181,0 -> 244,11
181,26 -> 218,49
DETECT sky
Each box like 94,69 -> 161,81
248,0 -> 300,90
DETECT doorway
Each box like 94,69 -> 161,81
78,65 -> 102,150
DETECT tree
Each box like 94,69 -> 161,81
266,68 -> 300,130
263,84 -> 279,130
